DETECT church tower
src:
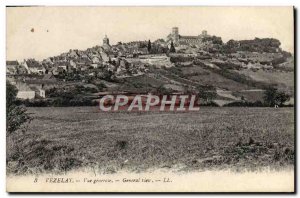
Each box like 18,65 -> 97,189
103,35 -> 110,46
172,27 -> 179,44
102,34 -> 111,50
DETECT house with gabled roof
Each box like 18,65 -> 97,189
23,59 -> 46,75
6,60 -> 19,74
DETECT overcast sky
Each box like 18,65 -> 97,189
7,6 -> 294,61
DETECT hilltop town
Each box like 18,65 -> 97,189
6,27 -> 294,106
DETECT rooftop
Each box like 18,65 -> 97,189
6,61 -> 19,66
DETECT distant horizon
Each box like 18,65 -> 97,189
7,7 -> 294,61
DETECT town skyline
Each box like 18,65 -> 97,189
7,7 -> 294,61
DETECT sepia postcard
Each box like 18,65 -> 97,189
6,6 -> 295,192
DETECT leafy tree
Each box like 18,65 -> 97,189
197,85 -> 217,102
6,81 -> 31,135
155,85 -> 172,95
263,87 -> 278,107
149,43 -> 169,54
226,39 -> 240,48
210,36 -> 223,45
147,40 -> 152,53
202,36 -> 223,45
263,87 -> 290,107
101,70 -> 114,81
169,41 -> 176,53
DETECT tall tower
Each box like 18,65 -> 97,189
103,35 -> 110,46
172,27 -> 179,44
102,34 -> 111,50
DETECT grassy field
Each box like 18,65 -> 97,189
237,70 -> 294,94
7,106 -> 294,175
181,65 -> 252,91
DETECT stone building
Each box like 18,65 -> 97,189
167,27 -> 210,46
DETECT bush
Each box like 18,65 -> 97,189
224,101 -> 264,107
197,85 -> 217,102
21,99 -> 49,107
154,85 -> 172,95
6,81 -> 31,135
170,56 -> 194,63
200,101 -> 219,107
51,97 -> 98,107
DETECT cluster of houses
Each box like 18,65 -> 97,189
7,73 -> 57,100
6,34 -> 164,100
7,27 -> 288,100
